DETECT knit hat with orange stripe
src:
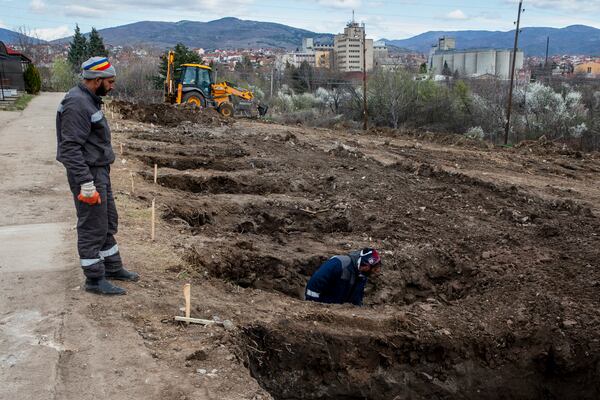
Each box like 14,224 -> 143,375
81,57 -> 116,79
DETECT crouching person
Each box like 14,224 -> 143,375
305,248 -> 382,306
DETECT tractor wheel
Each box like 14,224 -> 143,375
182,93 -> 205,108
218,102 -> 234,118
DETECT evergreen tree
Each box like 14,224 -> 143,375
234,55 -> 254,82
442,61 -> 452,77
24,64 -> 42,94
67,24 -> 88,73
87,27 -> 108,58
154,43 -> 202,89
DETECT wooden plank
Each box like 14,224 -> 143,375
174,316 -> 221,325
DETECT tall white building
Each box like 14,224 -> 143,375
428,37 -> 524,80
334,21 -> 373,72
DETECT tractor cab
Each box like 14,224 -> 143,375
174,64 -> 214,107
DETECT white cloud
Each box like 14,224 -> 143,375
446,9 -> 469,20
55,0 -> 254,16
64,5 -> 105,18
0,20 -> 8,29
31,25 -> 71,41
316,0 -> 361,8
505,0 -> 600,12
29,0 -> 46,13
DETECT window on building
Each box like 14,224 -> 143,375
588,67 -> 593,73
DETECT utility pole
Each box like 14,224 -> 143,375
0,60 -> 5,101
504,0 -> 524,145
363,24 -> 368,131
270,67 -> 275,98
544,36 -> 549,67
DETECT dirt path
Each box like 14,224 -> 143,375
0,93 -> 205,400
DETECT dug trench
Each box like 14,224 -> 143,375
112,111 -> 600,399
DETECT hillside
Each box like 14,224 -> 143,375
0,28 -> 45,45
50,19 -> 600,55
387,25 -> 600,56
54,18 -> 333,50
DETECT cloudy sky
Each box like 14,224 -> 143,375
1,0 -> 600,41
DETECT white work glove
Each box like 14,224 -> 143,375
78,181 -> 101,205
80,181 -> 97,197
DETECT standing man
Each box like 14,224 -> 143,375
305,248 -> 382,306
56,57 -> 139,295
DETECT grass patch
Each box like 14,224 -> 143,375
4,94 -> 35,111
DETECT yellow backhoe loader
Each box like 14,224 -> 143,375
164,51 -> 267,117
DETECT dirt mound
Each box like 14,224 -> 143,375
109,100 -> 231,127
514,135 -> 586,158
367,126 -> 492,150
241,317 -> 600,400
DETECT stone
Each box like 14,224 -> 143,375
223,320 -> 235,331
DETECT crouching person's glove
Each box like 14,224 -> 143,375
77,181 -> 101,205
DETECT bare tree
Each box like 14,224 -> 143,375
16,26 -> 43,65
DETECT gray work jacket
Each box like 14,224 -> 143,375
56,83 -> 115,184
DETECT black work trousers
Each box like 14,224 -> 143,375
67,165 -> 123,279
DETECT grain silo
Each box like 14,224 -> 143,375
453,52 -> 466,75
464,51 -> 478,76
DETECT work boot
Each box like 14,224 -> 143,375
85,277 -> 127,295
105,268 -> 140,282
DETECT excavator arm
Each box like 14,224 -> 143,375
164,51 -> 182,104
211,81 -> 254,101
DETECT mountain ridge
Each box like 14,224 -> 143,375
3,19 -> 600,56
387,25 -> 600,56
53,17 -> 334,50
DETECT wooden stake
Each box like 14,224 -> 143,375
130,172 -> 135,194
183,283 -> 191,323
120,143 -> 124,155
154,164 -> 158,184
151,198 -> 156,241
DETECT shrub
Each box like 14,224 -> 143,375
50,58 -> 78,92
465,126 -> 486,140
24,64 -> 42,95
514,83 -> 587,140
112,59 -> 162,102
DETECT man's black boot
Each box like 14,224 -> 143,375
105,268 -> 140,282
85,277 -> 127,295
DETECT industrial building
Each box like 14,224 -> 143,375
277,17 -> 378,73
428,37 -> 524,80
334,21 -> 373,72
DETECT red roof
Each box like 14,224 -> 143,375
5,45 -> 32,63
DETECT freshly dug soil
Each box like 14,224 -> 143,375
109,113 -> 600,400
109,99 -> 231,127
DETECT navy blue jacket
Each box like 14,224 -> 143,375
305,252 -> 368,306
56,83 -> 115,184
